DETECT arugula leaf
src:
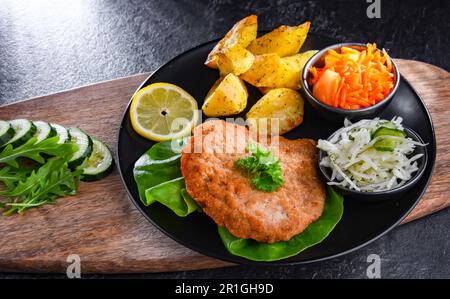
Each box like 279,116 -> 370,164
2,157 -> 82,215
0,158 -> 64,197
0,166 -> 32,191
236,143 -> 284,192
0,136 -> 78,168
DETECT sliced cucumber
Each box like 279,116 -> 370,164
372,126 -> 407,152
68,128 -> 93,168
6,119 -> 37,147
371,122 -> 398,137
81,138 -> 114,181
0,120 -> 15,146
372,126 -> 406,139
51,123 -> 70,144
33,121 -> 56,143
373,137 -> 401,152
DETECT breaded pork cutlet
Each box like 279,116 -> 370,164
181,120 -> 325,243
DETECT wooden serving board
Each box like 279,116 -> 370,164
0,59 -> 448,273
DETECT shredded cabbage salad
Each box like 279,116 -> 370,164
317,117 -> 426,192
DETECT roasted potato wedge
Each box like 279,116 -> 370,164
240,50 -> 317,89
280,50 -> 319,89
240,53 -> 284,87
216,42 -> 255,76
246,88 -> 304,135
205,15 -> 258,69
202,73 -> 248,117
283,50 -> 318,69
247,22 -> 310,57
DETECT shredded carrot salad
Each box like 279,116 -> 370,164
309,43 -> 394,110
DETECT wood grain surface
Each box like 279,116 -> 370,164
0,59 -> 448,273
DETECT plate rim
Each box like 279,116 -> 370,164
116,35 -> 437,265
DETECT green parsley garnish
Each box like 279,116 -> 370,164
236,143 -> 284,192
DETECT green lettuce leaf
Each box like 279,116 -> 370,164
145,138 -> 186,160
133,139 -> 198,216
145,177 -> 198,217
133,139 -> 184,201
218,186 -> 344,261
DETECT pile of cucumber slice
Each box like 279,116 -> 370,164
0,119 -> 114,181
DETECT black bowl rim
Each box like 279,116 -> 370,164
301,42 -> 401,114
116,35 -> 437,266
318,126 -> 429,196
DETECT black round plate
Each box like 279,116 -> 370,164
117,34 -> 436,265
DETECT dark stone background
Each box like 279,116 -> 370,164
0,0 -> 448,278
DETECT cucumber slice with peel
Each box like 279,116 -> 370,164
372,126 -> 406,139
51,123 -> 70,144
6,119 -> 36,147
33,121 -> 56,143
68,128 -> 93,168
81,138 -> 114,181
0,120 -> 15,146
372,126 -> 407,152
373,138 -> 400,152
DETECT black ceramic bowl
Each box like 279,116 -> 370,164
318,126 -> 428,200
301,43 -> 400,123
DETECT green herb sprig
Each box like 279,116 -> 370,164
236,143 -> 284,192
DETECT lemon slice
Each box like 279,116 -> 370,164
130,83 -> 199,141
